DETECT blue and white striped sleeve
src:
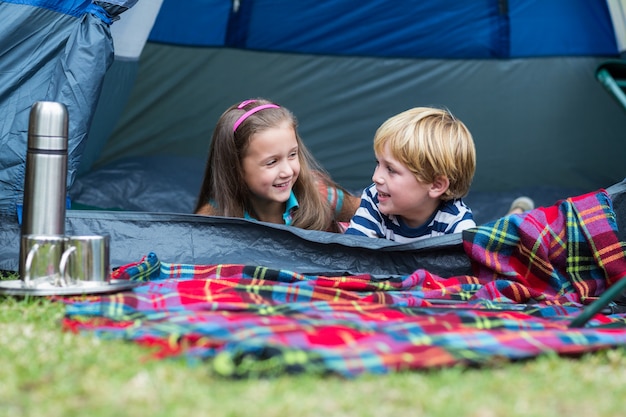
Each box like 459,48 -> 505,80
344,185 -> 385,238
447,199 -> 476,233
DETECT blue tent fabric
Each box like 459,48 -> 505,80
0,0 -> 111,216
77,0 -> 626,196
243,1 -> 507,58
0,0 -> 139,217
148,0 -> 618,58
510,1 -> 617,56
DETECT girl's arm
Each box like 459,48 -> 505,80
313,171 -> 360,222
335,192 -> 360,222
195,203 -> 218,216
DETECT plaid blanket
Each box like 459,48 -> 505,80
62,190 -> 626,377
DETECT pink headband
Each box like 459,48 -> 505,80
233,100 -> 280,132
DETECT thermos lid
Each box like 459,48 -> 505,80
27,101 -> 68,151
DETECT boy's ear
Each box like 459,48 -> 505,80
429,175 -> 450,198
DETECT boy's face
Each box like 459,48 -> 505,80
242,121 -> 300,218
372,144 -> 441,228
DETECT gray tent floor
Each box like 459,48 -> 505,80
70,155 -> 595,226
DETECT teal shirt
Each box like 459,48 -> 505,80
243,191 -> 299,225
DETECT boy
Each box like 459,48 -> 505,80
344,107 -> 476,243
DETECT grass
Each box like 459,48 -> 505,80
2,274 -> 626,417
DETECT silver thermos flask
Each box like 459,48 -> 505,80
21,101 -> 69,237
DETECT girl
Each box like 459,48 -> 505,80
194,98 -> 359,232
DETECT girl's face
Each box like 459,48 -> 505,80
372,143 -> 440,228
241,121 -> 300,219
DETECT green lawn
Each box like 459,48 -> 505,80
2,294 -> 626,417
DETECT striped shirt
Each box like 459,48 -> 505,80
344,183 -> 475,243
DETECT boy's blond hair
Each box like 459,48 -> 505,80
373,107 -> 476,200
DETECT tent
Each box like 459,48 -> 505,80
1,0 -> 626,274
80,0 -> 626,196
